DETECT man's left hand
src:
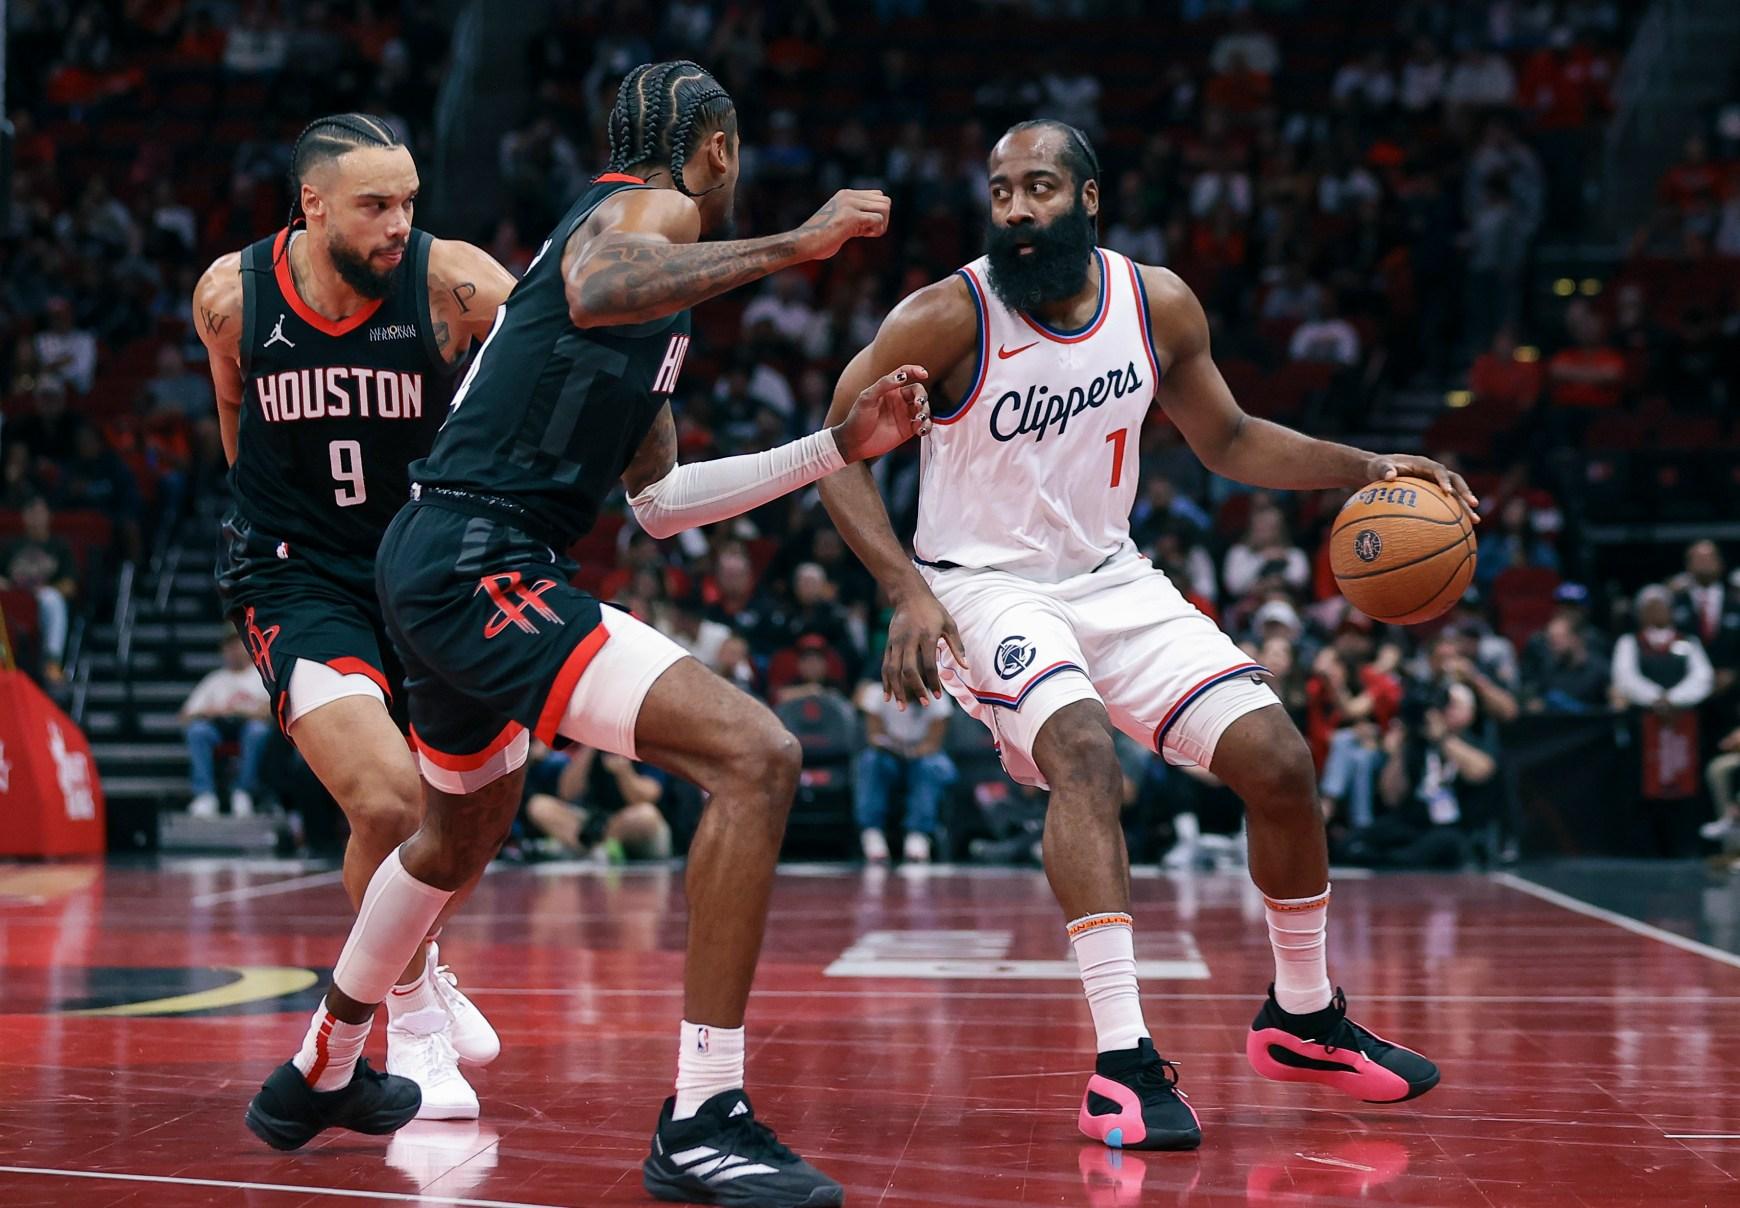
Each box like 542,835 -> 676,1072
1363,453 -> 1480,518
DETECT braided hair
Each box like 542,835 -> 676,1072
604,61 -> 736,197
1003,119 -> 1101,193
285,113 -> 402,233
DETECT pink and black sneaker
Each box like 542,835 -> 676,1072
1078,1038 -> 1202,1151
1245,986 -> 1439,1103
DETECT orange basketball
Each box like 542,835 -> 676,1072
1330,478 -> 1477,625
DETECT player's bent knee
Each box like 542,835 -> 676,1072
1238,739 -> 1318,817
345,788 -> 423,848
1036,707 -> 1122,804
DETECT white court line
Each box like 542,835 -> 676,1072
467,985 -> 1740,1003
0,1165 -> 562,1207
1665,1134 -> 1740,1140
1492,871 -> 1740,971
191,869 -> 346,907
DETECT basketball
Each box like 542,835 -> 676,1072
1330,479 -> 1477,625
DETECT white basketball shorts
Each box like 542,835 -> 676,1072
922,550 -> 1278,788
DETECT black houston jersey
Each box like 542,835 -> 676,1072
232,227 -> 455,555
412,175 -> 693,546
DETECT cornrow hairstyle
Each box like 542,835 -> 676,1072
603,61 -> 736,197
1004,118 -> 1101,193
282,113 -> 402,258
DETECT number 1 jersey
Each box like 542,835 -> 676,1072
231,226 -> 456,555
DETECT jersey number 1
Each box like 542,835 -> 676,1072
1105,427 -> 1128,489
330,439 -> 366,507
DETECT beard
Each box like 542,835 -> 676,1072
984,195 -> 1097,313
328,232 -> 404,299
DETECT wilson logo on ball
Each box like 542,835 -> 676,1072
1354,530 -> 1383,563
1354,485 -> 1419,507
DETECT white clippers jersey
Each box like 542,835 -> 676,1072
914,247 -> 1161,583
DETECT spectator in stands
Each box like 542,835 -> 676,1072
1148,519 -> 1220,615
802,278 -> 880,364
1131,473 -> 1211,545
2,442 -> 46,509
1475,495 -> 1561,592
1105,171 -> 1166,267
1610,585 -> 1715,714
1287,293 -> 1361,367
1462,174 -> 1530,357
1522,614 -> 1611,714
774,562 -> 859,665
1224,502 -> 1310,600
1304,622 -> 1403,770
1466,117 -> 1544,237
1469,327 -> 1543,413
521,743 -> 671,862
0,496 -> 76,683
1399,37 -> 1448,113
6,376 -> 89,470
774,634 -> 850,707
1670,540 -> 1740,695
34,299 -> 96,395
223,3 -> 290,76
1352,683 -> 1496,869
1445,45 -> 1518,112
854,678 -> 954,865
1547,300 -> 1625,410
705,544 -> 777,654
741,270 -> 817,352
145,345 -> 212,418
1260,260 -> 1327,323
1332,48 -> 1396,111
1210,12 -> 1279,78
179,634 -> 272,819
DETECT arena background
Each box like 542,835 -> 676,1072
5,3 -> 1740,1207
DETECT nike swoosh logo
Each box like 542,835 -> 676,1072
998,342 -> 1038,359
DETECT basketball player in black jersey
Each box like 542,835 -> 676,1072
243,64 -> 926,1204
195,114 -> 518,1121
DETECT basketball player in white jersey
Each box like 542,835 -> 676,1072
820,121 -> 1476,1151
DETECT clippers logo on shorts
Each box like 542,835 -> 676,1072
1354,530 -> 1383,562
995,635 -> 1038,680
476,573 -> 564,638
242,606 -> 280,678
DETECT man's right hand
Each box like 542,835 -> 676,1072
797,189 -> 891,261
883,586 -> 968,709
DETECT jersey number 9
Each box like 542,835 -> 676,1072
329,439 -> 367,507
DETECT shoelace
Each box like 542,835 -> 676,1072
1130,1055 -> 1184,1095
721,1112 -> 798,1165
399,1030 -> 462,1081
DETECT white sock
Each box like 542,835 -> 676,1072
674,1020 -> 745,1120
1068,913 -> 1150,1053
383,951 -> 445,1033
292,1006 -> 371,1091
1265,885 -> 1333,1015
333,849 -> 453,1007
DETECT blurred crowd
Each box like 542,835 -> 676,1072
5,0 -> 1740,866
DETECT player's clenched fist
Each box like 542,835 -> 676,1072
797,189 -> 892,260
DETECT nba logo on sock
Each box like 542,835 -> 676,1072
696,1026 -> 710,1053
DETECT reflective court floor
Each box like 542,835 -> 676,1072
2,858 -> 1738,1207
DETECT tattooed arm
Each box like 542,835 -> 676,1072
563,186 -> 890,329
425,238 -> 519,366
192,252 -> 245,464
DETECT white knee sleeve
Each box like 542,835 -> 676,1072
332,848 -> 453,1006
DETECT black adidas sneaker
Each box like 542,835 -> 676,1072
244,1059 -> 421,1151
643,1090 -> 844,1207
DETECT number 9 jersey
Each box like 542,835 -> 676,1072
229,226 -> 455,555
216,226 -> 458,732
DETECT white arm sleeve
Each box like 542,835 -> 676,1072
628,429 -> 846,539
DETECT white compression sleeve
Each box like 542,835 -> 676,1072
628,429 -> 845,539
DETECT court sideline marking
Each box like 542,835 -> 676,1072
191,869 -> 347,906
0,1165 -> 562,1208
1491,871 -> 1740,971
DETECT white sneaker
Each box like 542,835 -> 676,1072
230,789 -> 254,818
427,942 -> 500,1066
387,1022 -> 479,1120
861,828 -> 891,863
188,792 -> 218,818
903,831 -> 932,863
1701,816 -> 1736,842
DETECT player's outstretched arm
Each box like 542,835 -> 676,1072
1143,265 -> 1479,513
192,252 -> 245,464
817,281 -> 978,706
426,239 -> 519,365
564,187 -> 890,329
618,365 -> 928,541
